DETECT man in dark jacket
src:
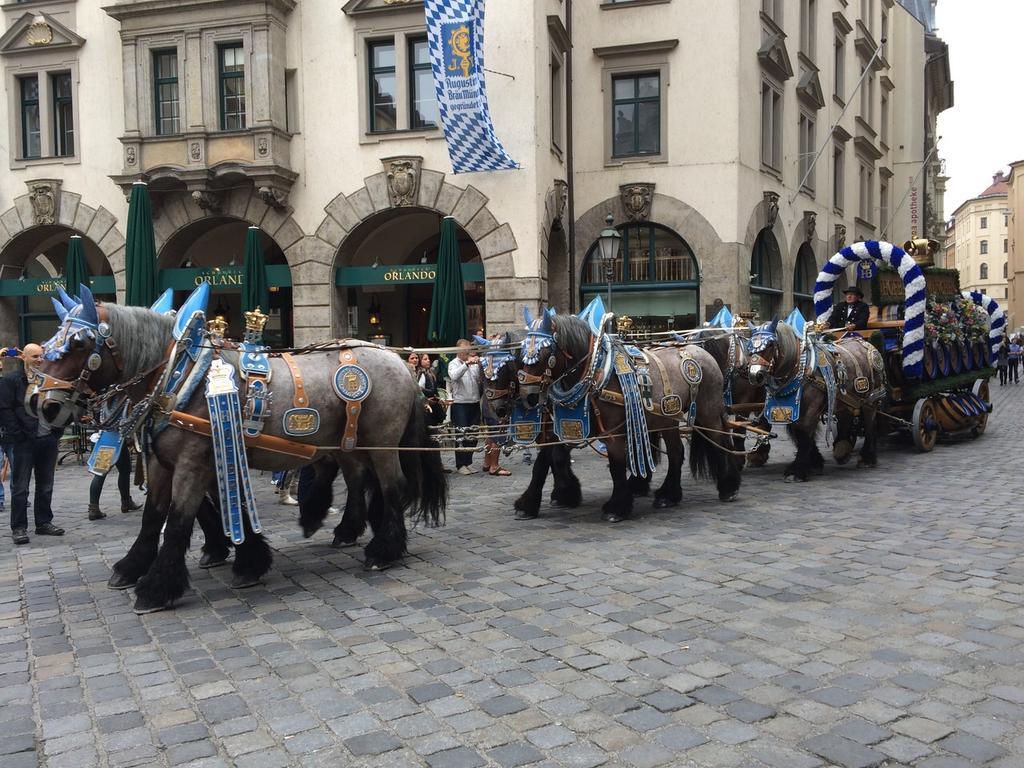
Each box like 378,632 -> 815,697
0,344 -> 65,545
833,286 -> 870,330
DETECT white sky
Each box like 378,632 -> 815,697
936,0 -> 1024,218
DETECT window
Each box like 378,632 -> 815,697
980,263 -> 988,280
881,10 -> 888,57
798,112 -> 816,194
980,216 -> 988,229
612,73 -> 660,157
153,50 -> 180,136
367,41 -> 396,132
408,37 -> 437,129
1005,262 -> 1009,279
1004,238 -> 1009,254
859,163 -> 874,222
834,36 -> 845,99
880,90 -> 889,144
860,68 -> 874,125
794,244 -> 818,319
751,228 -> 783,320
762,0 -> 783,24
19,76 -> 40,159
550,54 -> 563,151
218,43 -> 246,131
879,176 -> 889,236
980,240 -> 988,255
833,144 -> 845,211
861,0 -> 874,33
761,80 -> 783,171
1005,213 -> 1009,227
51,73 -> 74,157
285,69 -> 298,133
800,0 -> 817,59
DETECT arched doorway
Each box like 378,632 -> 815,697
793,243 -> 817,319
580,222 -> 699,335
0,226 -> 115,346
750,228 -> 783,321
546,223 -> 570,313
333,209 -> 485,346
158,217 -> 293,346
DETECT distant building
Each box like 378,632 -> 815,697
1007,161 -> 1024,332
949,173 -> 1009,303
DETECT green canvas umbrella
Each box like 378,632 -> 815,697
242,226 -> 269,315
64,235 -> 88,296
124,181 -> 158,306
426,216 -> 467,348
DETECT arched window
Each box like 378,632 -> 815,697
980,262 -> 988,280
980,240 -> 988,255
1004,262 -> 1009,279
792,243 -> 818,320
750,228 -> 783,321
581,223 -> 699,334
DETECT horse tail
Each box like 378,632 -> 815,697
688,427 -> 716,481
400,396 -> 447,527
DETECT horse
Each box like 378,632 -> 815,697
479,330 -> 582,519
747,319 -> 886,482
517,312 -> 741,522
32,287 -> 446,613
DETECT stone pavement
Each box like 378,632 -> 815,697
1,383 -> 1023,768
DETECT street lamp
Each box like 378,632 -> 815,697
597,213 -> 621,311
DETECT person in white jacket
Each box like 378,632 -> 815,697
447,339 -> 482,474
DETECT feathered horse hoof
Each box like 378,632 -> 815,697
514,510 -> 539,520
331,534 -> 359,548
132,596 -> 174,614
784,474 -> 807,483
198,552 -> 229,569
107,570 -> 138,590
652,497 -> 678,510
231,574 -> 261,589
363,557 -> 395,572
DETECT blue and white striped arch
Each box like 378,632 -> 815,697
962,290 -> 1006,360
812,241 -> 926,379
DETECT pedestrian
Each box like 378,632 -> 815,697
447,339 -> 482,474
0,344 -> 65,545
1009,337 -> 1022,384
406,352 -> 420,380
417,353 -> 446,427
87,447 -> 142,520
997,339 -> 1009,386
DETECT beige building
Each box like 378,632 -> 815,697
949,172 -> 1009,303
0,0 -> 952,347
1007,160 -> 1024,333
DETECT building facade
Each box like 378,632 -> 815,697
0,0 -> 952,347
949,172 -> 1009,303
1007,160 -> 1024,333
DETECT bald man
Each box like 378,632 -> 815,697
0,343 -> 65,545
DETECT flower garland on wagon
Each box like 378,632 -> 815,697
954,295 -> 990,344
924,300 -> 962,346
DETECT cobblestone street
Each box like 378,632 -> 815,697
1,384 -> 1022,768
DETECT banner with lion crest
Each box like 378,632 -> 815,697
424,0 -> 519,173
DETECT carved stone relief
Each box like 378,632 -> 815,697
763,191 -> 780,230
553,179 -> 568,221
835,223 -> 847,250
804,211 -> 817,243
27,180 -> 60,225
191,190 -> 223,213
382,156 -> 422,207
619,183 -> 654,221
258,186 -> 289,210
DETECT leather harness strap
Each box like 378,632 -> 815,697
168,410 -> 317,459
338,347 -> 362,452
281,353 -> 308,407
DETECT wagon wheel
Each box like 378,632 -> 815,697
971,378 -> 990,437
911,398 -> 939,452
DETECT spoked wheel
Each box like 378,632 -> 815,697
971,378 -> 990,437
911,398 -> 939,452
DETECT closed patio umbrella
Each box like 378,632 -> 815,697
124,181 -> 158,306
426,216 -> 467,348
241,226 -> 269,315
64,235 -> 88,297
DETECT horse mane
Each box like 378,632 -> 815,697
775,321 -> 800,370
551,314 -> 592,361
697,330 -> 730,370
103,304 -> 176,379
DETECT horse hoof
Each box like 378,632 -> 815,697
514,510 -> 539,520
331,535 -> 359,548
363,558 -> 394,572
231,574 -> 261,589
602,511 -> 628,523
784,475 -> 806,483
720,493 -> 739,503
857,460 -> 877,469
652,497 -> 678,510
132,598 -> 172,614
198,552 -> 229,569
107,571 -> 138,590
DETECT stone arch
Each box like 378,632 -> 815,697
574,192 -> 736,317
308,163 -> 519,344
540,181 -> 569,311
742,194 -> 791,313
0,187 -> 126,290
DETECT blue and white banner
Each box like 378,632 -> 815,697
424,0 -> 519,173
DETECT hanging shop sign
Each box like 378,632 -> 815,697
0,276 -> 116,297
159,265 -> 292,291
336,262 -> 485,286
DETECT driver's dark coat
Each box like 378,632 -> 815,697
0,370 -> 63,443
833,300 -> 870,330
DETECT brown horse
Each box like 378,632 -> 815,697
747,320 -> 886,481
517,312 -> 741,522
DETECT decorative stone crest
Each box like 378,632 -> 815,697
256,137 -> 269,157
835,223 -> 847,249
620,183 -> 654,221
763,191 -> 780,230
125,146 -> 137,166
258,186 -> 289,210
191,190 -> 223,213
382,156 -> 422,207
553,179 -> 568,221
27,180 -> 60,225
803,211 -> 817,243
190,142 -> 202,161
